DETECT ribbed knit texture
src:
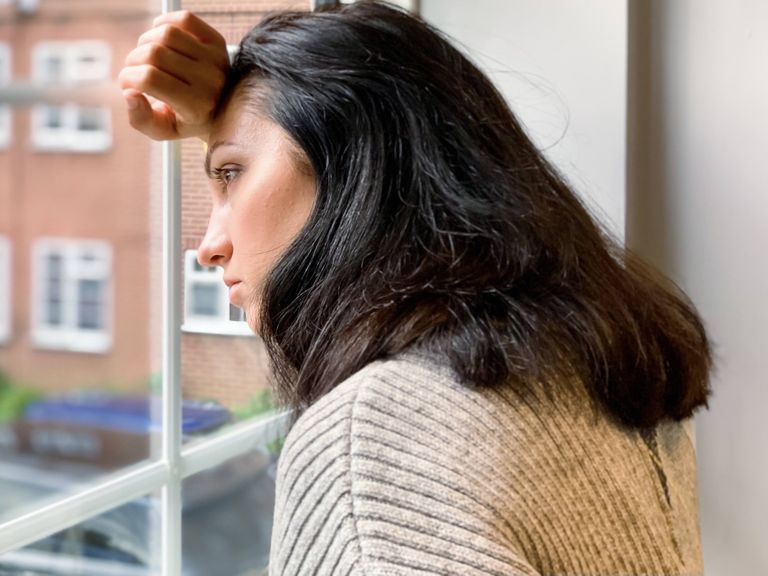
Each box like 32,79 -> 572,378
268,352 -> 703,575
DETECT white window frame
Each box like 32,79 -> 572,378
31,238 -> 113,353
0,4 -> 290,574
0,43 -> 11,150
30,41 -> 112,153
0,236 -> 10,344
31,41 -> 111,87
182,250 -> 252,337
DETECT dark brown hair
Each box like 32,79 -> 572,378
228,0 -> 712,428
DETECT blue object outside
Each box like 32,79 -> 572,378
22,394 -> 231,434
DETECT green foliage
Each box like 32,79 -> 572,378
232,389 -> 287,457
0,371 -> 43,423
146,373 -> 162,394
266,434 -> 286,457
232,388 -> 276,422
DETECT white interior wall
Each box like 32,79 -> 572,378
421,0 -> 628,239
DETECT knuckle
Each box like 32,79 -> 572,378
147,42 -> 166,65
178,10 -> 194,24
136,29 -> 151,48
160,23 -> 178,44
139,64 -> 160,85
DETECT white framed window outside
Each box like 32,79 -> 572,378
30,41 -> 112,152
0,236 -> 10,344
31,238 -> 112,353
0,4 -> 289,573
182,250 -> 251,337
0,43 -> 11,150
31,104 -> 111,152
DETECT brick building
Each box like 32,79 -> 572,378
0,0 -> 309,411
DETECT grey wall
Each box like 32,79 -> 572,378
421,0 -> 628,238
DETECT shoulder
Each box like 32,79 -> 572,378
279,351 -> 464,457
270,352 -> 541,575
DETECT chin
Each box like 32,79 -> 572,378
245,303 -> 261,335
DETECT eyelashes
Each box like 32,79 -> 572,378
210,166 -> 242,192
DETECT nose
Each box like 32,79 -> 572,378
197,205 -> 232,268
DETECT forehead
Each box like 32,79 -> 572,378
209,88 -> 272,146
207,85 -> 313,175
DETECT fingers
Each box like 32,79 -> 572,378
152,10 -> 227,51
125,41 -> 196,86
137,23 -> 228,71
118,63 -> 216,127
119,11 -> 229,141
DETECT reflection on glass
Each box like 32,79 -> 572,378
183,446 -> 279,576
0,493 -> 159,576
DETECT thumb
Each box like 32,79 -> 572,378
123,89 -> 152,128
122,89 -> 178,140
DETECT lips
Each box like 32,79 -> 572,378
226,280 -> 243,306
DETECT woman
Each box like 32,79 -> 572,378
120,2 -> 712,574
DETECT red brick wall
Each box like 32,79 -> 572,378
179,1 -> 309,409
0,0 -> 156,394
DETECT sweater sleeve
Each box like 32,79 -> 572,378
267,360 -> 541,576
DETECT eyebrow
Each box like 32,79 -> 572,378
204,140 -> 237,176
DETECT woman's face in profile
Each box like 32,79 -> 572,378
197,88 -> 316,333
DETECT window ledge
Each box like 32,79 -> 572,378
31,329 -> 111,354
181,321 -> 255,338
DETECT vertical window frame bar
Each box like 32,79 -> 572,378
158,5 -> 182,574
160,137 -> 182,573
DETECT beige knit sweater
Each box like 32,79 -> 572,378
268,352 -> 703,575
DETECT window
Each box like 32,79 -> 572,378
0,43 -> 10,149
182,250 -> 251,336
31,42 -> 112,152
0,237 -> 10,344
1,6 -> 287,574
32,239 -> 112,353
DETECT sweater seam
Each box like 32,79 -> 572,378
346,371 -> 368,575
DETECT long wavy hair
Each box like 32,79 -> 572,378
226,0 -> 712,428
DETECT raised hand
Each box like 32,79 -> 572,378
118,11 -> 230,141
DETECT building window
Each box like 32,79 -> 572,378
0,237 -> 10,344
0,43 -> 11,149
31,41 -> 111,152
32,239 -> 112,353
182,250 -> 251,336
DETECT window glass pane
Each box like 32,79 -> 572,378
0,492 -> 161,575
77,107 -> 105,132
0,1 -> 162,524
77,278 -> 104,330
42,105 -> 64,129
178,1 -> 297,436
191,283 -> 219,317
46,252 -> 63,325
182,446 -> 279,576
43,54 -> 64,84
229,304 -> 245,322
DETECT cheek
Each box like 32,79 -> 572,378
230,172 -> 315,283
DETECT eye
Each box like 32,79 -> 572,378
211,166 -> 242,192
